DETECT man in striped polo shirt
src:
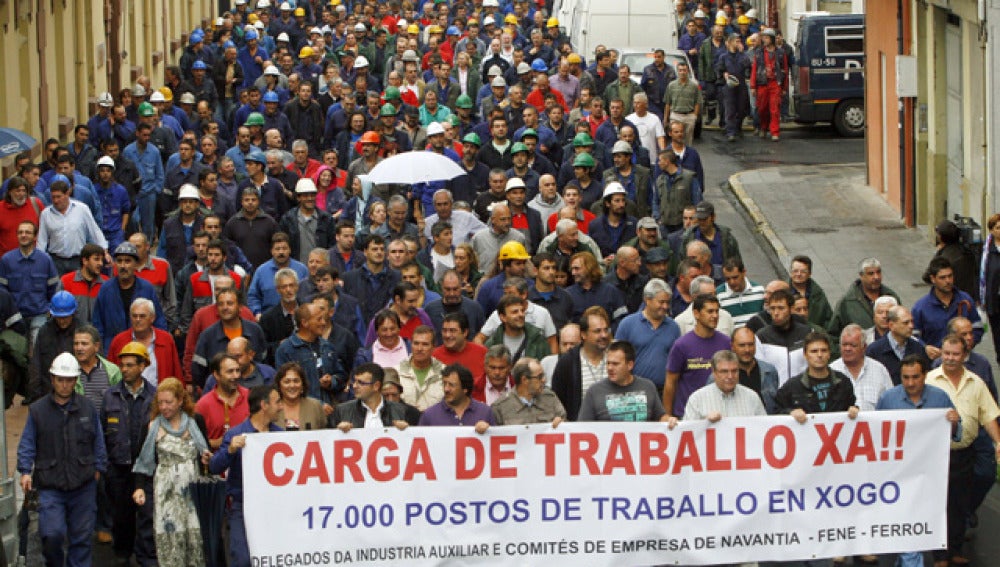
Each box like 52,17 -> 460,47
716,257 -> 765,329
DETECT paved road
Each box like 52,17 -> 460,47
696,122 -> 865,284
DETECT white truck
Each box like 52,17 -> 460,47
555,0 -> 679,58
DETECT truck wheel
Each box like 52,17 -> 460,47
833,99 -> 865,137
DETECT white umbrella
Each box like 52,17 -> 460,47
365,151 -> 466,185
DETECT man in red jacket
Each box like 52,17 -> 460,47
750,28 -> 789,141
107,297 -> 181,386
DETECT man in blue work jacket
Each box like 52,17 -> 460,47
17,352 -> 108,567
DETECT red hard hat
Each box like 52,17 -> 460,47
360,131 -> 381,145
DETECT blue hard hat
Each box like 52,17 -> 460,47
446,26 -> 460,36
262,91 -> 280,103
246,150 -> 267,164
192,60 -> 208,70
50,174 -> 70,185
190,31 -> 205,45
50,291 -> 78,317
530,58 -> 548,72
224,40 -> 237,50
245,29 -> 259,40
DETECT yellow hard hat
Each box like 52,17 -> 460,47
330,0 -> 340,4
299,46 -> 314,58
407,24 -> 420,34
498,241 -> 530,261
158,86 -> 174,101
546,17 -> 559,28
294,7 -> 305,16
119,341 -> 150,363
247,13 -> 259,23
715,15 -> 728,26
427,24 -> 442,34
566,53 -> 582,64
737,15 -> 751,25
504,14 -> 518,25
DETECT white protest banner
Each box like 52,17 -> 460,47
244,411 -> 949,566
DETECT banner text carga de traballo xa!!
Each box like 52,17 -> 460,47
243,411 -> 949,566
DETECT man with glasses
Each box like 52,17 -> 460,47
490,357 -> 566,425
329,363 -> 411,431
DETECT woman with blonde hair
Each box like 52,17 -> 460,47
132,377 -> 212,566
453,242 -> 482,298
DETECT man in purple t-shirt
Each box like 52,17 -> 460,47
663,294 -> 732,416
418,363 -> 496,431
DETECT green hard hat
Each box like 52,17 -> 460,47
462,132 -> 482,146
380,103 -> 397,116
137,102 -> 156,117
384,86 -> 401,100
573,152 -> 596,168
520,128 -> 539,140
446,114 -> 461,127
510,142 -> 529,155
572,132 -> 594,147
245,112 -> 265,126
455,94 -> 474,109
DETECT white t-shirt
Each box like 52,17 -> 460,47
627,112 -> 666,156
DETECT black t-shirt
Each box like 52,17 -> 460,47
740,363 -> 762,399
118,283 -> 136,316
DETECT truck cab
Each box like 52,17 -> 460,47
792,13 -> 865,137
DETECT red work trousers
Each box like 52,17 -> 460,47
756,81 -> 782,137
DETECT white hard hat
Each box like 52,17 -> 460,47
254,21 -> 265,30
483,0 -> 499,7
295,178 -> 318,193
98,92 -> 114,107
602,182 -> 627,199
50,352 -> 81,378
694,9 -> 707,18
280,2 -> 291,10
132,84 -> 146,97
746,8 -> 758,18
277,32 -> 290,42
355,22 -> 366,32
309,27 -> 322,36
149,91 -> 166,102
180,92 -> 196,104
96,156 -> 116,169
426,122 -> 445,136
505,177 -> 526,191
483,16 -> 496,26
354,55 -> 369,68
264,65 -> 281,76
178,184 -> 200,200
257,0 -> 271,8
612,140 -> 633,154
